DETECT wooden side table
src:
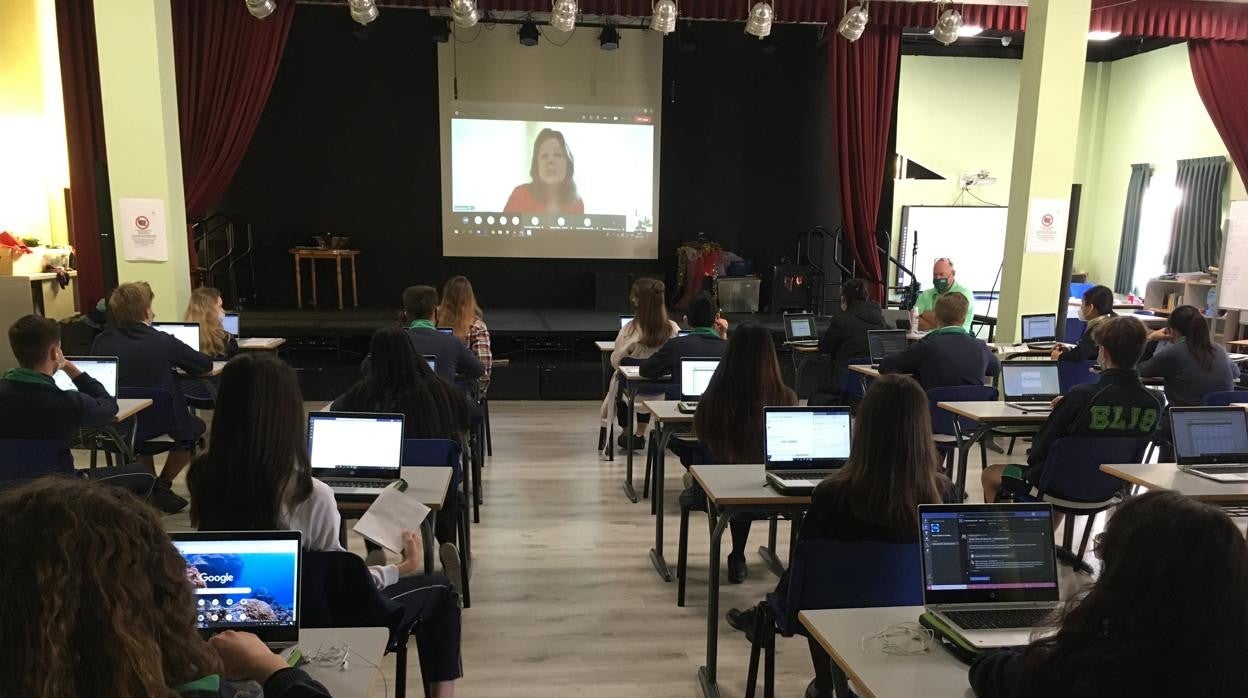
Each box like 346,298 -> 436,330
290,248 -> 359,309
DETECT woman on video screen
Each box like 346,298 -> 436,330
503,128 -> 585,214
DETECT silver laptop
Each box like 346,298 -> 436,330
1173,407 -> 1248,483
152,322 -> 201,352
222,312 -> 240,336
867,329 -> 907,368
677,357 -> 719,413
618,314 -> 634,329
171,530 -> 302,649
783,313 -> 818,346
55,356 -> 118,396
920,503 -> 1061,648
308,411 -> 404,497
1020,313 -> 1058,350
763,406 -> 851,494
1002,361 -> 1060,411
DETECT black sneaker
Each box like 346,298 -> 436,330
617,432 -> 646,452
805,679 -> 833,698
727,552 -> 748,584
726,607 -> 759,642
149,483 -> 188,515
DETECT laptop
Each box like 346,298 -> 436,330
867,329 -> 907,368
437,327 -> 454,335
677,357 -> 720,413
618,314 -> 634,329
920,503 -> 1061,648
1172,407 -> 1248,482
1002,361 -> 1060,411
152,322 -> 201,352
307,412 -> 405,497
222,312 -> 240,336
783,313 -> 818,346
423,355 -> 437,374
763,406 -> 852,494
170,531 -> 302,649
55,356 -> 118,396
1021,313 -> 1058,350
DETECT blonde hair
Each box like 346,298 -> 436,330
629,278 -> 670,349
184,287 -> 227,357
108,282 -> 153,327
436,276 -> 482,339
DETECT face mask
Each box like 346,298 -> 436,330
933,278 -> 951,294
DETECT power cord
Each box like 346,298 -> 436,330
859,623 -> 933,657
303,637 -> 389,698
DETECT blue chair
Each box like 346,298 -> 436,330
1068,282 -> 1095,300
1058,360 -> 1099,393
1000,436 -> 1148,573
927,385 -> 998,487
744,539 -> 922,698
401,438 -> 472,609
838,356 -> 871,406
0,438 -> 74,490
1202,390 -> 1248,406
1063,317 -> 1087,345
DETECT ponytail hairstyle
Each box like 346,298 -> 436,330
629,277 -> 671,349
1168,305 -> 1214,371
841,278 -> 868,304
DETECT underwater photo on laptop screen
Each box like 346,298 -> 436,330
1172,409 -> 1248,458
308,414 -> 403,469
765,409 -> 850,464
1003,364 -> 1060,398
173,537 -> 299,630
54,358 -> 117,396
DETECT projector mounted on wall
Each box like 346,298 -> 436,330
959,170 -> 997,188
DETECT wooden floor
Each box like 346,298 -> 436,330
150,400 -> 1093,697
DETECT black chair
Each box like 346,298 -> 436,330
402,438 -> 472,608
927,385 -> 997,485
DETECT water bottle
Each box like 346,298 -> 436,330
1207,287 -> 1217,317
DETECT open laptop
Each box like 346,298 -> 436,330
867,329 -> 907,368
1020,313 -> 1058,350
618,314 -> 634,329
222,312 -> 240,336
1172,407 -> 1248,482
1002,361 -> 1060,412
307,411 -> 404,497
437,327 -> 454,335
920,503 -> 1061,648
423,355 -> 437,374
152,322 -> 200,352
54,356 -> 118,396
763,406 -> 852,494
783,313 -> 819,347
677,357 -> 720,413
171,531 -> 302,649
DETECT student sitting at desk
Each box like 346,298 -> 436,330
365,285 -> 484,384
816,278 -> 888,398
912,257 -> 975,332
982,316 -> 1162,503
879,293 -> 998,389
969,490 -> 1248,698
602,278 -> 680,452
437,275 -> 493,393
639,291 -> 727,380
93,282 -> 213,514
184,287 -> 239,360
1138,304 -> 1240,409
727,374 -> 957,698
1053,284 -> 1114,362
0,478 -> 336,697
189,354 -> 463,696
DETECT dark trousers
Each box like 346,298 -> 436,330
679,483 -> 753,557
384,573 -> 463,683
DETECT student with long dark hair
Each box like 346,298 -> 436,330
970,490 -> 1248,697
188,354 -> 462,696
685,323 -> 797,583
816,277 -> 887,398
728,374 -> 956,697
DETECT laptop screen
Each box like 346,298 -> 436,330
1171,407 -> 1248,464
867,330 -> 907,364
1020,314 -> 1057,342
920,503 -> 1059,605
152,322 -> 200,352
55,357 -> 118,396
423,355 -> 437,374
222,312 -> 240,336
680,358 -> 719,400
170,531 -> 301,641
785,314 -> 816,341
764,407 -> 852,469
437,327 -> 454,335
1001,362 -> 1060,401
619,315 -> 634,329
307,412 -> 404,476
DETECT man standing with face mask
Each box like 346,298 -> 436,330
912,257 -> 975,332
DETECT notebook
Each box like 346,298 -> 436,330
1020,313 -> 1058,349
170,531 -> 302,648
1002,361 -> 1060,411
783,313 -> 818,346
920,503 -> 1061,649
763,406 -> 851,494
677,357 -> 720,412
867,329 -> 907,368
1172,407 -> 1248,482
307,412 -> 405,497
55,356 -> 118,396
222,312 -> 240,336
152,322 -> 200,352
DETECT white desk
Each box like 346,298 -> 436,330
114,397 -> 152,422
640,399 -> 696,582
299,627 -> 388,698
1100,462 -> 1248,502
177,360 -> 226,377
238,337 -> 286,351
937,401 -> 1052,498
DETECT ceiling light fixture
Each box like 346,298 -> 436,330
957,24 -> 982,37
837,3 -> 868,43
450,0 -> 480,28
245,0 -> 276,19
931,3 -> 963,46
1087,30 -> 1121,41
550,0 -> 578,32
519,18 -> 540,45
347,0 -> 378,25
599,23 -> 621,49
650,0 -> 678,35
745,1 -> 773,39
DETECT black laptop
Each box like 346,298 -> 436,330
763,406 -> 851,494
867,329 -> 907,368
1021,313 -> 1059,350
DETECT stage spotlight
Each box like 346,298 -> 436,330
551,0 -> 578,32
745,1 -> 773,39
451,0 -> 480,28
431,16 -> 451,42
245,0 -> 275,19
599,23 -> 620,50
348,0 -> 378,25
650,0 -> 677,34
932,5 -> 963,45
837,3 -> 868,42
519,19 -> 540,46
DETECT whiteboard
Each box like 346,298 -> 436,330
1217,200 -> 1248,310
897,206 -> 1009,295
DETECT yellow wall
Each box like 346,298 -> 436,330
0,0 -> 70,246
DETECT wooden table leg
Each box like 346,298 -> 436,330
310,257 -> 318,306
336,255 -> 344,311
350,255 -> 359,308
294,255 -> 303,309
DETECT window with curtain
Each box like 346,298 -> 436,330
1167,155 -> 1229,273
1114,163 -> 1152,295
1132,172 -> 1181,295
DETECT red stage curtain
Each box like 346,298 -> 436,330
1190,41 -> 1248,186
830,26 -> 900,302
55,0 -> 108,307
172,0 -> 295,220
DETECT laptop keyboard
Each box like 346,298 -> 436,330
773,471 -> 835,482
322,478 -> 391,489
944,608 -> 1055,630
1194,465 -> 1248,473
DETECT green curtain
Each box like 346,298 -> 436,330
1114,164 -> 1152,294
1167,155 -> 1228,273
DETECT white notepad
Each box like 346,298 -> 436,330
352,482 -> 433,553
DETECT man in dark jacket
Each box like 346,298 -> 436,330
640,292 -> 727,384
983,316 -> 1162,502
363,285 -> 484,383
878,293 -> 999,390
818,278 -> 888,394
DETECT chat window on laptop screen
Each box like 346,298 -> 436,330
1004,366 -> 1059,398
766,411 -> 850,464
1174,413 -> 1248,457
922,510 -> 1056,592
176,539 -> 298,629
309,417 -> 403,469
1023,316 -> 1055,340
681,362 -> 718,397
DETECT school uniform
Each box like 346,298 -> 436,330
1057,312 -> 1115,363
1138,340 -> 1240,408
0,368 -> 117,446
639,328 -> 726,381
362,321 -> 484,383
818,300 -> 888,391
877,326 -> 1000,390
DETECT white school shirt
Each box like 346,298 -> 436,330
282,477 -> 400,589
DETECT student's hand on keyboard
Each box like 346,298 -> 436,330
395,530 -> 423,576
210,630 -> 290,683
1050,396 -> 1063,409
1049,346 -> 1065,360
